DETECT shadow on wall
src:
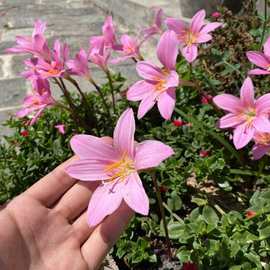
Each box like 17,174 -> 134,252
179,0 -> 243,17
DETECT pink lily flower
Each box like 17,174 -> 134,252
88,36 -> 111,70
6,20 -> 50,60
246,37 -> 270,75
16,79 -> 55,125
111,34 -> 142,64
65,108 -> 174,227
66,48 -> 90,78
252,132 -> 270,160
166,9 -> 222,63
213,77 -> 270,149
23,40 -> 69,79
55,124 -> 66,134
102,16 -> 117,48
142,8 -> 164,39
127,30 -> 179,120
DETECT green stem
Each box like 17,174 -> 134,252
174,107 -> 244,166
89,78 -> 112,121
162,202 -> 183,223
105,70 -> 116,114
151,172 -> 172,259
260,0 -> 268,48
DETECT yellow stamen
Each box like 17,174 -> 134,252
154,68 -> 170,92
47,68 -> 61,76
185,31 -> 197,46
105,154 -> 135,182
254,132 -> 270,145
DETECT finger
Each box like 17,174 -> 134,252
81,201 -> 133,270
73,211 -> 94,244
25,157 -> 77,207
53,181 -> 98,222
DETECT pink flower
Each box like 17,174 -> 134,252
6,20 -> 50,60
65,108 -> 174,227
213,77 -> 270,149
111,34 -> 142,64
127,30 -> 179,120
23,40 -> 69,79
66,48 -> 90,78
166,9 -> 222,63
16,79 -> 54,125
246,37 -> 270,75
88,36 -> 111,70
55,124 -> 65,134
142,8 -> 164,39
252,132 -> 270,160
211,11 -> 221,19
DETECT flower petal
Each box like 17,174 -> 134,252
166,70 -> 179,88
157,30 -> 178,69
200,22 -> 222,34
135,140 -> 174,170
213,94 -> 242,113
191,9 -> 206,33
233,123 -> 254,149
122,173 -> 149,215
70,135 -> 117,161
240,77 -> 255,107
181,45 -> 198,63
87,182 -> 123,227
136,61 -> 163,81
248,68 -> 270,75
165,18 -> 186,36
127,80 -> 155,101
157,88 -> 176,120
252,144 -> 270,160
253,116 -> 270,133
256,93 -> 270,114
246,52 -> 270,69
219,113 -> 244,128
113,108 -> 135,158
137,92 -> 157,119
65,159 -> 109,181
263,36 -> 270,58
196,33 -> 212,43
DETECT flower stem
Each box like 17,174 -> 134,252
260,0 -> 268,48
151,172 -> 172,259
88,78 -> 112,121
105,70 -> 116,114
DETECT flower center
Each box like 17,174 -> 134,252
185,31 -> 197,46
124,44 -> 136,55
47,68 -> 61,75
244,108 -> 256,124
154,68 -> 170,92
254,132 -> 270,145
105,154 -> 135,182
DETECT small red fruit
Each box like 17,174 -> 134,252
173,120 -> 185,127
182,262 -> 198,270
245,210 -> 256,219
20,130 -> 29,137
199,150 -> 210,158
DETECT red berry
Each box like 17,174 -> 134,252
182,262 -> 198,270
245,210 -> 256,219
199,150 -> 209,157
20,130 -> 29,137
173,120 -> 185,127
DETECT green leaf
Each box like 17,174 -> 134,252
202,205 -> 219,225
167,222 -> 185,239
176,249 -> 192,262
191,197 -> 208,206
259,226 -> 270,240
167,191 -> 182,211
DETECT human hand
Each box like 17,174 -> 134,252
0,157 -> 133,270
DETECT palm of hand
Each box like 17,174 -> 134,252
0,159 -> 132,270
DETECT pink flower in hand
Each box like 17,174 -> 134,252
6,20 -> 50,60
213,77 -> 270,149
67,48 -> 90,78
252,132 -> 270,160
111,35 -> 142,64
55,124 -> 65,134
166,9 -> 222,63
246,37 -> 270,75
65,108 -> 174,227
127,30 -> 179,120
142,8 -> 164,39
16,79 -> 54,125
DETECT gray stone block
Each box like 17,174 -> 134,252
0,78 -> 27,108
